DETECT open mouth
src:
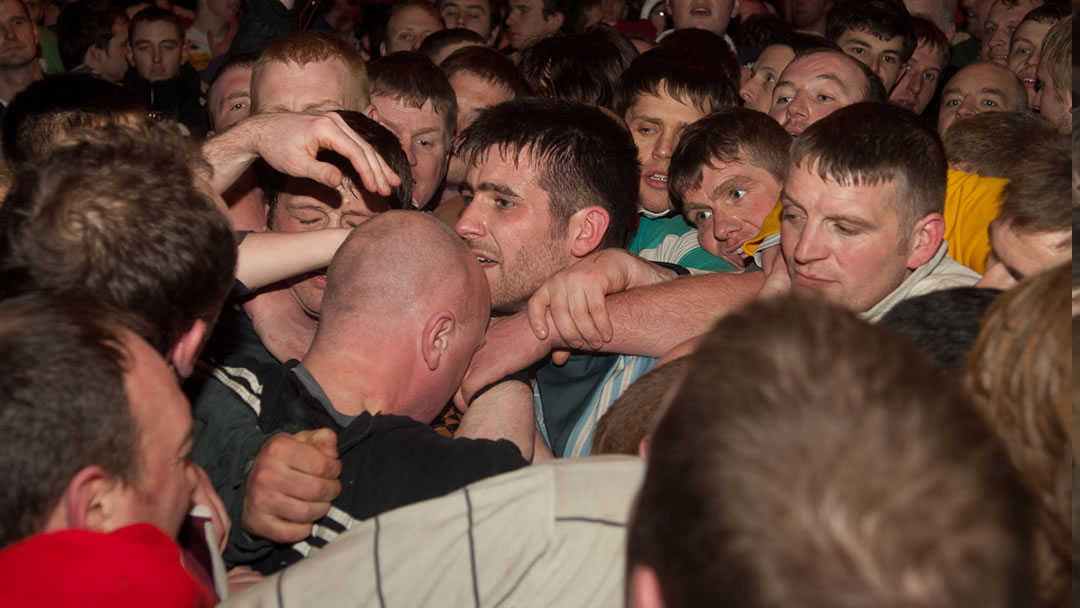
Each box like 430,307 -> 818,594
473,250 -> 498,267
644,171 -> 668,189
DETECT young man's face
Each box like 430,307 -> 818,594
889,40 -> 946,114
787,0 -> 831,32
440,0 -> 496,42
445,72 -> 514,188
739,43 -> 794,113
207,64 -> 251,133
1033,55 -> 1069,133
96,17 -> 131,83
456,147 -> 572,314
664,0 -> 738,35
981,0 -> 1039,65
780,162 -> 919,312
372,94 -> 450,209
252,57 -> 364,113
976,219 -> 1070,289
835,28 -> 907,91
504,0 -> 562,49
0,0 -> 39,69
937,63 -> 1023,136
681,152 -> 782,269
269,178 -> 393,317
625,88 -> 711,214
111,332 -> 197,540
1006,18 -> 1053,106
382,5 -> 444,54
128,20 -> 185,82
768,52 -> 868,136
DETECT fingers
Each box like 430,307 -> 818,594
551,349 -> 571,366
527,286 -> 552,339
241,432 -> 343,544
322,112 -> 400,196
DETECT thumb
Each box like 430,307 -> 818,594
304,427 -> 339,457
552,348 -> 571,366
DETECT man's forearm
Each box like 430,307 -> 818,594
587,271 -> 765,358
201,118 -> 262,195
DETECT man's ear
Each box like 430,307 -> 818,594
365,102 -> 379,122
125,43 -> 134,66
567,206 -> 611,258
944,22 -> 956,42
55,466 -> 119,533
628,565 -> 666,608
421,312 -> 455,371
730,0 -> 740,18
379,41 -> 388,57
487,23 -> 501,46
167,319 -> 207,379
904,212 -> 946,270
85,45 -> 105,71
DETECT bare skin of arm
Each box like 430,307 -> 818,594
454,379 -> 551,462
236,229 -> 350,290
460,269 -> 765,402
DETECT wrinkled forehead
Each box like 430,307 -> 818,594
781,52 -> 865,91
0,0 -> 29,20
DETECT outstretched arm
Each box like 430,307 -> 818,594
461,270 -> 764,401
200,111 -> 400,198
235,229 -> 351,290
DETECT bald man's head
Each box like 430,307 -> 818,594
313,211 -> 491,420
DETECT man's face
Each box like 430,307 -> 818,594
504,0 -> 561,49
97,18 -> 130,83
1006,18 -> 1052,106
665,0 -> 738,35
440,0 -> 496,42
981,0 -> 1038,65
372,94 -> 450,209
787,0 -> 830,30
976,219 -> 1070,289
768,52 -> 868,136
252,58 -> 362,113
780,161 -> 917,312
446,72 -> 514,187
0,0 -> 38,69
835,28 -> 907,91
112,332 -> 197,540
739,43 -> 794,113
626,89 -> 710,214
208,64 -> 251,132
383,5 -> 444,54
890,41 -> 946,114
269,179 -> 393,317
1033,55 -> 1068,133
904,0 -> 951,33
681,153 -> 782,269
937,63 -> 1022,136
456,148 -> 571,314
128,20 -> 184,82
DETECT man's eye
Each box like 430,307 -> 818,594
980,99 -> 998,107
398,32 -> 413,41
636,125 -> 656,136
443,8 -> 458,17
495,198 -> 514,209
850,46 -> 864,55
461,193 -> 474,204
231,101 -> 247,111
816,94 -> 834,102
834,223 -> 855,235
765,74 -> 776,83
693,209 -> 713,224
882,55 -> 895,64
298,217 -> 322,225
923,72 -> 937,83
944,98 -> 960,106
775,95 -> 792,104
731,189 -> 746,200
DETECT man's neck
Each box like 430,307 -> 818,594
0,61 -> 42,104
301,347 -> 386,418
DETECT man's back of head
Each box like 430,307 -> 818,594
309,210 -> 490,420
1,74 -> 145,166
628,296 -> 1032,607
0,122 -> 236,361
943,111 -> 1059,178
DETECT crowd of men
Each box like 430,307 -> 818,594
0,0 -> 1074,605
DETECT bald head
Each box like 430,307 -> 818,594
320,211 -> 489,336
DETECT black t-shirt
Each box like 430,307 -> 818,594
253,360 -> 529,573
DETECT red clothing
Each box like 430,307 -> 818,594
0,524 -> 217,607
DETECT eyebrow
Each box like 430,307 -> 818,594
476,181 -> 521,199
708,175 -> 757,200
